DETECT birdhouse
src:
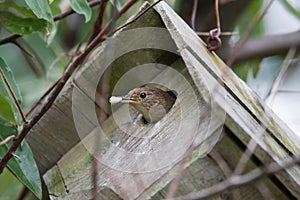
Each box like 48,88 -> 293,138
26,2 -> 300,199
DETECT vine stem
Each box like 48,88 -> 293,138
0,68 -> 27,123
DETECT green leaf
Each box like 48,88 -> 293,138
233,59 -> 261,81
1,11 -> 47,35
48,0 -> 63,16
0,1 -> 36,18
70,0 -> 92,22
0,58 -> 22,124
0,95 -> 15,122
0,169 -> 26,199
0,118 -> 42,199
22,0 -> 56,42
237,0 -> 265,36
24,0 -> 53,22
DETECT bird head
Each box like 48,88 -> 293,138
110,87 -> 176,123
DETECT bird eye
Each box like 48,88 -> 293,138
139,92 -> 146,99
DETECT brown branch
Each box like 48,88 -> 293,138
25,78 -> 60,117
0,0 -> 140,173
16,187 -> 29,200
0,68 -> 27,123
89,0 -> 108,42
0,34 -> 20,46
231,31 -> 300,62
12,41 -> 34,58
113,0 -> 162,33
0,0 -> 103,46
54,0 -> 102,21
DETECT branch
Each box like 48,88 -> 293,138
0,0 -> 140,173
0,0 -> 102,46
232,31 -> 300,62
25,78 -> 60,117
0,68 -> 27,123
177,153 -> 300,200
226,0 -> 275,67
89,0 -> 108,42
0,135 -> 15,146
113,0 -> 162,32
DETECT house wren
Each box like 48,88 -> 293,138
110,87 -> 177,123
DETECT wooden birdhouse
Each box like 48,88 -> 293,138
26,2 -> 300,199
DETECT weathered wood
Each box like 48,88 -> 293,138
154,1 -> 300,197
26,2 -> 300,199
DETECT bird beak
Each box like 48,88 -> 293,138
109,96 -> 136,104
121,96 -> 137,103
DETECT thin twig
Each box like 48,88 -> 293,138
265,47 -> 297,105
0,34 -> 20,46
0,135 -> 15,146
25,78 -> 61,117
231,102 -> 267,176
197,31 -> 238,36
12,41 -> 34,58
191,0 -> 199,30
209,149 -> 232,178
0,68 -> 27,123
166,104 -> 211,199
208,149 -> 240,199
113,0 -> 162,33
176,153 -> 300,200
46,53 -> 72,82
233,138 -> 259,175
65,0 -> 104,53
0,0 -> 103,46
0,0 -> 140,173
16,187 -> 29,200
166,147 -> 192,199
226,0 -> 274,67
54,0 -> 102,21
89,0 -> 108,42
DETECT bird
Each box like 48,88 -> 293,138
110,86 -> 177,123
